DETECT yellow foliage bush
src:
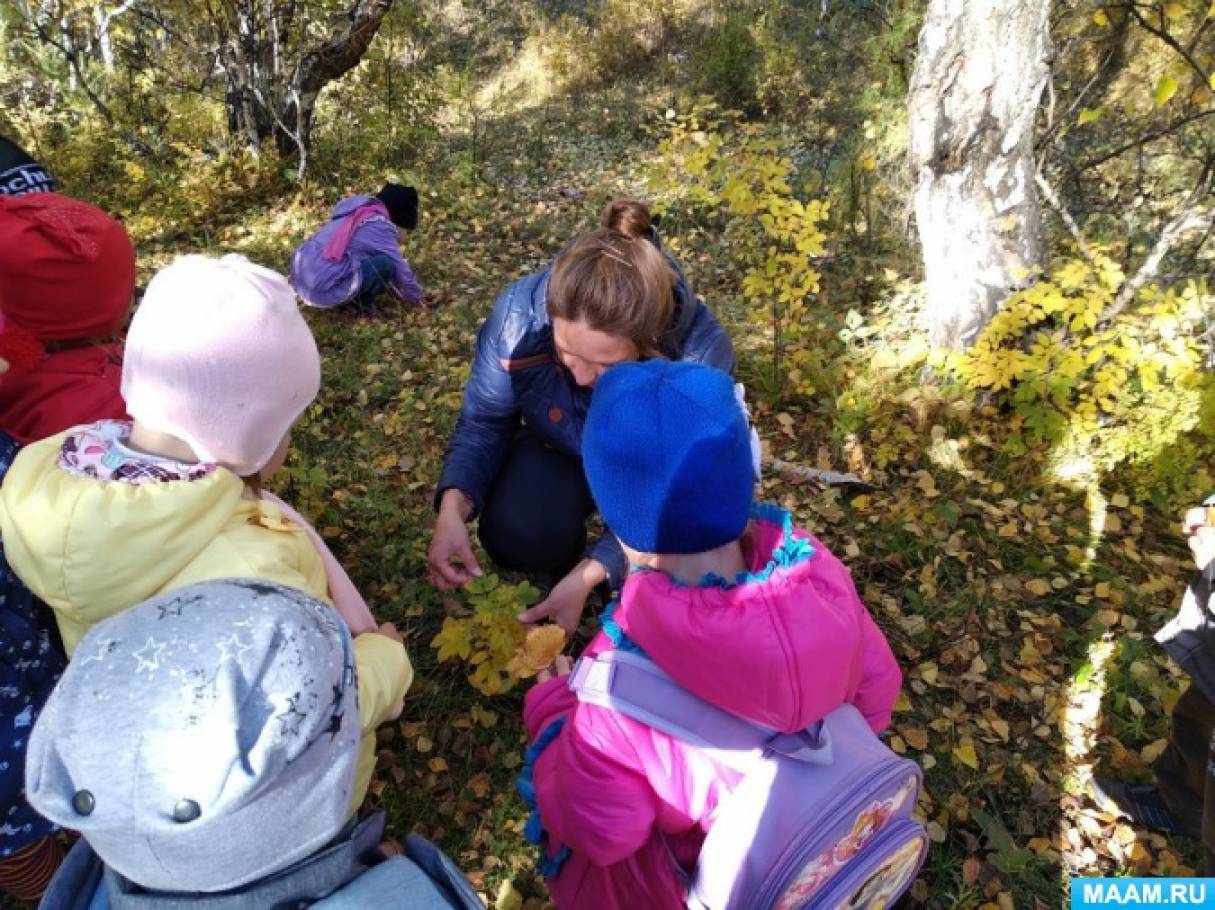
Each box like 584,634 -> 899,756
648,103 -> 829,401
941,249 -> 1214,495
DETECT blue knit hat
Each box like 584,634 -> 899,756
584,360 -> 754,554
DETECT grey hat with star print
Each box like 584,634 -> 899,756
25,579 -> 360,893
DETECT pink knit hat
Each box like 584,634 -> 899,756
121,254 -> 321,475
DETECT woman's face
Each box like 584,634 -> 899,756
551,317 -> 638,388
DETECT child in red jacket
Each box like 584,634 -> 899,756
0,192 -> 135,443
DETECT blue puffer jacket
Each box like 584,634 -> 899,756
436,256 -> 734,584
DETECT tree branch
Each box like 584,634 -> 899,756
27,11 -> 114,122
1080,108 -> 1215,170
1123,2 -> 1211,86
1035,34 -> 1125,155
1036,170 -> 1095,262
1104,169 -> 1214,320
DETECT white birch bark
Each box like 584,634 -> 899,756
908,0 -> 1053,348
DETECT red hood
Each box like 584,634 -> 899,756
0,344 -> 126,443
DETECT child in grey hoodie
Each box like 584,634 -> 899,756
27,578 -> 481,909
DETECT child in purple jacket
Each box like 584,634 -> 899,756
291,182 -> 423,314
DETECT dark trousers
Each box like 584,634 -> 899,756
1156,683 -> 1215,873
353,253 -> 397,311
477,432 -> 595,580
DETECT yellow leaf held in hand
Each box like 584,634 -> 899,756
505,624 -> 567,679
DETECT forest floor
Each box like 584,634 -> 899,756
32,90 -> 1203,910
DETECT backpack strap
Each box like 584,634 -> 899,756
568,650 -> 833,769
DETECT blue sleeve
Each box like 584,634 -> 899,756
434,288 -> 523,515
680,301 -> 735,375
587,533 -> 628,591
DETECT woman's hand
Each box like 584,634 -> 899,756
428,490 -> 483,590
518,558 -> 606,634
1183,504 -> 1215,572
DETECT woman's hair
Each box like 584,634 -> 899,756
547,200 -> 674,358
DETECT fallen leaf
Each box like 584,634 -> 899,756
495,879 -> 524,910
963,856 -> 983,885
953,742 -> 979,769
467,772 -> 492,799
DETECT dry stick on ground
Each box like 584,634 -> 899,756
764,458 -> 872,490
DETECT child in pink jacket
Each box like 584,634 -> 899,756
519,361 -> 903,909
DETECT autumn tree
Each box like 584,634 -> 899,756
7,0 -> 396,176
202,0 -> 395,172
907,0 -> 1053,348
1043,1 -> 1214,318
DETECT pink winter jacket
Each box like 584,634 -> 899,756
520,505 -> 903,909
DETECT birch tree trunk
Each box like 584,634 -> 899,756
907,0 -> 1052,348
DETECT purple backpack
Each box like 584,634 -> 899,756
569,650 -> 928,909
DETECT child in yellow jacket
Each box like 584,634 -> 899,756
0,254 -> 411,808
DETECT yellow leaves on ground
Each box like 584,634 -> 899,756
1025,578 -> 1052,596
505,624 -> 567,679
952,741 -> 979,770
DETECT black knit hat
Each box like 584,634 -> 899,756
375,183 -> 418,230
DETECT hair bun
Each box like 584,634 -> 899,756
601,199 -> 653,240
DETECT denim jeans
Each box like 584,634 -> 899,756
353,252 -> 397,311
